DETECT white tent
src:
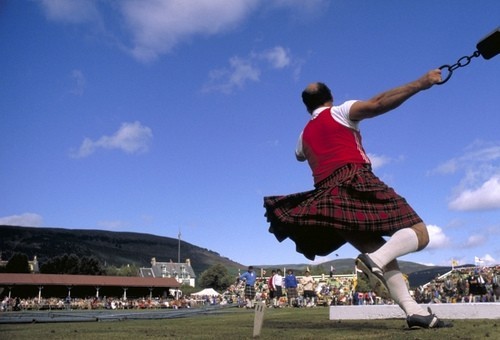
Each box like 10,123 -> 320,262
191,288 -> 220,297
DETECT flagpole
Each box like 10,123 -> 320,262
178,228 -> 181,264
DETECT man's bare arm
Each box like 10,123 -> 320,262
349,69 -> 442,121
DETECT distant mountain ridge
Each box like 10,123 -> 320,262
0,225 -> 450,286
0,225 -> 244,275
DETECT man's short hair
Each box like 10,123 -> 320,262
302,82 -> 333,113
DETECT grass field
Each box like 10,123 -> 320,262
0,307 -> 498,339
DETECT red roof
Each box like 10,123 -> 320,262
0,273 -> 180,288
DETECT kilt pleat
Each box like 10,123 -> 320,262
263,164 -> 422,260
245,285 -> 256,299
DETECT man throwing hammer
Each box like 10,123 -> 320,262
264,69 -> 451,329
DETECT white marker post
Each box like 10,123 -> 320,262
253,301 -> 266,337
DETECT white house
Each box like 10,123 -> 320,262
139,257 -> 196,287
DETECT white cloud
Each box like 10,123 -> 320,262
203,46 -> 296,94
39,0 -> 258,62
432,159 -> 458,175
449,175 -> 500,211
433,143 -> 500,176
0,213 -> 43,227
263,0 -> 330,20
71,121 -> 153,158
39,0 -> 100,24
120,0 -> 258,62
431,141 -> 500,211
227,57 -> 261,87
480,254 -> 497,266
70,69 -> 86,96
463,234 -> 487,248
203,56 -> 260,94
38,1 -> 321,64
367,153 -> 391,169
34,0 -> 333,75
426,224 -> 451,249
257,46 -> 291,69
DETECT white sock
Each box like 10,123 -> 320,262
385,269 -> 428,316
369,228 -> 419,269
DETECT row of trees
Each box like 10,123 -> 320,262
197,264 -> 234,292
41,254 -> 105,275
0,253 -> 32,273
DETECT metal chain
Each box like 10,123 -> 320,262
437,50 -> 481,85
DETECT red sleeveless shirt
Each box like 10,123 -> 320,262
301,108 -> 370,184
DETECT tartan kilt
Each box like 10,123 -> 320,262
263,163 -> 422,260
245,285 -> 256,299
287,287 -> 298,299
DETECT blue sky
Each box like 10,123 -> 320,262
1,1 -> 499,268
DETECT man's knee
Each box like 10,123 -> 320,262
411,223 -> 429,250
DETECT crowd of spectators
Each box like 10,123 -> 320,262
2,266 -> 498,312
223,273 -> 392,308
225,266 -> 499,308
414,266 -> 499,304
1,295 -> 200,312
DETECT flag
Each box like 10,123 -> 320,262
474,256 -> 484,265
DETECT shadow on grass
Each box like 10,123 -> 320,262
264,319 -> 404,331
